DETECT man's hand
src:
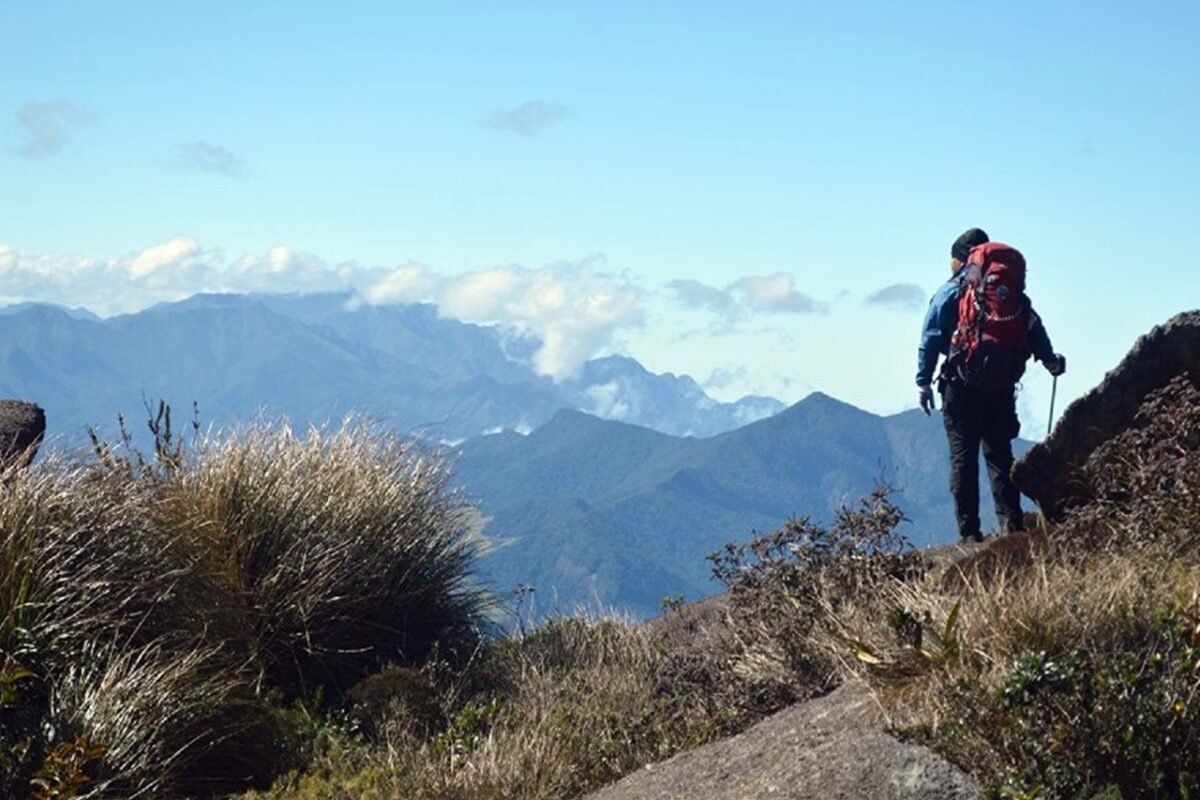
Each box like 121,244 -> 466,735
1046,353 -> 1067,377
918,385 -> 934,416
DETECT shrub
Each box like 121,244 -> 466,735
707,484 -> 920,714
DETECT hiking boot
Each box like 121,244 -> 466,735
960,531 -> 985,544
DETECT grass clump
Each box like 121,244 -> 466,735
160,421 -> 487,696
0,413 -> 487,798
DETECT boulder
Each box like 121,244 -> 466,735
0,400 -> 46,469
1013,310 -> 1200,521
584,684 -> 983,800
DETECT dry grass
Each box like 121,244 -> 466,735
157,421 -> 489,695
1,417 -> 487,799
8,379 -> 1200,799
248,615 -> 737,800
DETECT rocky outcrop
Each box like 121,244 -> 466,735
584,684 -> 983,800
0,400 -> 46,469
1013,310 -> 1200,521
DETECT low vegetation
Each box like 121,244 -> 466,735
4,379 -> 1200,798
1,412 -> 486,798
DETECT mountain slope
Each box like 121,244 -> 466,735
455,395 -> 1033,618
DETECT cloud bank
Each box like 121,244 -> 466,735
13,99 -> 93,158
0,239 -> 640,380
488,101 -> 570,136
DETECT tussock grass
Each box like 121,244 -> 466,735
1,417 -> 487,799
159,422 -> 488,695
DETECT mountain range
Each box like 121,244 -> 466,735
0,293 -> 782,445
0,292 -> 1027,618
453,395 -> 1030,618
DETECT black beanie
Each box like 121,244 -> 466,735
951,228 -> 989,262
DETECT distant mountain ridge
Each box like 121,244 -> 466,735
0,292 -> 783,444
453,393 -> 1032,618
0,291 -> 1027,620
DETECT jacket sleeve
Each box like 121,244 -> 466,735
1025,299 -> 1055,364
916,282 -> 959,387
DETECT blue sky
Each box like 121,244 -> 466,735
2,1 -> 1197,434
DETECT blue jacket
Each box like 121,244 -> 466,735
916,269 -> 1055,387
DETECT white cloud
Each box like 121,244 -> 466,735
418,258 -> 642,379
584,381 -> 633,421
704,366 -> 750,391
0,239 -> 379,315
363,263 -> 439,304
170,141 -> 245,177
668,279 -> 738,315
14,99 -> 93,158
488,101 -> 570,136
129,237 -> 201,279
440,267 -> 524,319
864,283 -> 926,311
732,273 -> 823,314
0,240 -> 643,380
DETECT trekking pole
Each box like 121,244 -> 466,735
1047,374 -> 1058,438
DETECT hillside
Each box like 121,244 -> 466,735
456,392 -> 1033,617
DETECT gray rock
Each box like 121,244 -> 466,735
584,684 -> 983,800
0,400 -> 46,469
1013,310 -> 1200,521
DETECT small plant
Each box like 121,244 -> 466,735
432,698 -> 501,768
0,661 -> 34,709
30,737 -> 105,800
88,398 -> 201,479
660,594 -> 685,613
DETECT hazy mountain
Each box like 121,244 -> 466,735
0,302 -> 102,322
454,394 -> 1033,618
0,292 -> 781,445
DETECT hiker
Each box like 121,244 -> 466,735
915,228 -> 1066,543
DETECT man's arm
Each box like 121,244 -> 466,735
916,281 -> 959,387
1026,299 -> 1066,375
1025,300 -> 1055,364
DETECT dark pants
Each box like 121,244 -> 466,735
939,380 -> 1025,539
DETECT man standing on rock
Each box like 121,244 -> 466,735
916,228 -> 1066,543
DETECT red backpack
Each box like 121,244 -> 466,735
948,242 -> 1030,390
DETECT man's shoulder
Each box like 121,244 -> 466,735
931,277 -> 961,304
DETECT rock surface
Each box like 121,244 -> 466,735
0,400 -> 45,469
1014,310 -> 1200,521
584,684 -> 983,800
